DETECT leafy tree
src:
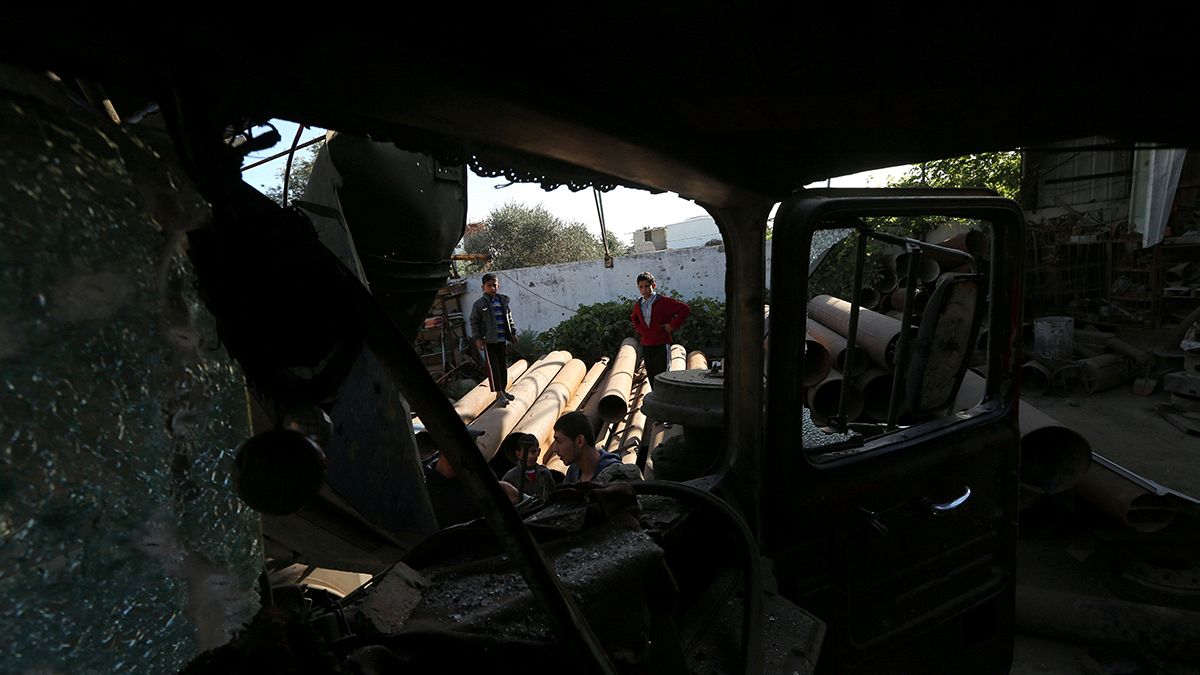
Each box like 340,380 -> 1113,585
889,151 -> 1021,199
264,143 -> 323,206
462,202 -> 627,271
808,152 -> 1021,300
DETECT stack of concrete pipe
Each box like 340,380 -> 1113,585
468,351 -> 571,460
613,377 -> 650,464
510,357 -> 587,457
412,359 -> 529,450
805,294 -> 907,424
872,231 -> 987,323
598,337 -> 641,423
1009,326 -> 1143,397
540,356 -> 610,474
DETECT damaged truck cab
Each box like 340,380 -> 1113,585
10,9 -> 1196,673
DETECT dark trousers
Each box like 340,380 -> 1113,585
484,342 -> 508,393
643,343 -> 670,384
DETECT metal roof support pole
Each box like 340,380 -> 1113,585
707,200 -> 772,539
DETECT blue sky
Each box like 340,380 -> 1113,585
240,120 -> 909,244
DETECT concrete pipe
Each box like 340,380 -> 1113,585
873,266 -> 899,295
806,371 -> 864,426
888,285 -> 928,317
686,350 -> 708,370
931,231 -> 989,265
413,359 -> 528,428
858,287 -> 882,311
807,319 -> 868,377
895,252 -> 941,284
511,357 -> 586,456
1074,461 -> 1177,533
957,371 -> 1091,494
808,295 -> 903,370
1015,588 -> 1200,660
855,368 -> 896,421
800,338 -> 834,387
1077,353 -> 1131,394
599,337 -> 640,422
566,357 -> 610,413
576,362 -> 613,440
1103,338 -> 1149,365
669,344 -> 687,372
412,359 -> 529,449
468,350 -> 570,461
1020,360 -> 1053,396
885,310 -> 905,321
619,378 -> 650,463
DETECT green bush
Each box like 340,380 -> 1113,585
669,294 -> 726,357
541,295 -> 726,363
515,328 -> 551,361
540,299 -> 635,364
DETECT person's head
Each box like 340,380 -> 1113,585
482,273 -> 499,297
503,432 -> 541,468
552,412 -> 595,466
636,272 -> 656,299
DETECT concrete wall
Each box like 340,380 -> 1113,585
463,242 -> 773,336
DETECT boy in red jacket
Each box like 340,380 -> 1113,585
630,271 -> 690,383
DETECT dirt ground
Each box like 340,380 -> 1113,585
1007,330 -> 1200,674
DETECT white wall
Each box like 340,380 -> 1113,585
463,242 -> 773,336
665,215 -> 721,249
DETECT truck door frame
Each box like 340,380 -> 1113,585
763,192 -> 1024,672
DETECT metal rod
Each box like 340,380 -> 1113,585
239,134 -> 327,172
862,228 -> 974,264
346,268 -> 615,672
886,245 -> 921,429
835,231 -> 868,428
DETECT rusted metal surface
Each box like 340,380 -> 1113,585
468,351 -> 569,460
599,337 -> 639,423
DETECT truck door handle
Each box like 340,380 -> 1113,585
930,486 -> 971,515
